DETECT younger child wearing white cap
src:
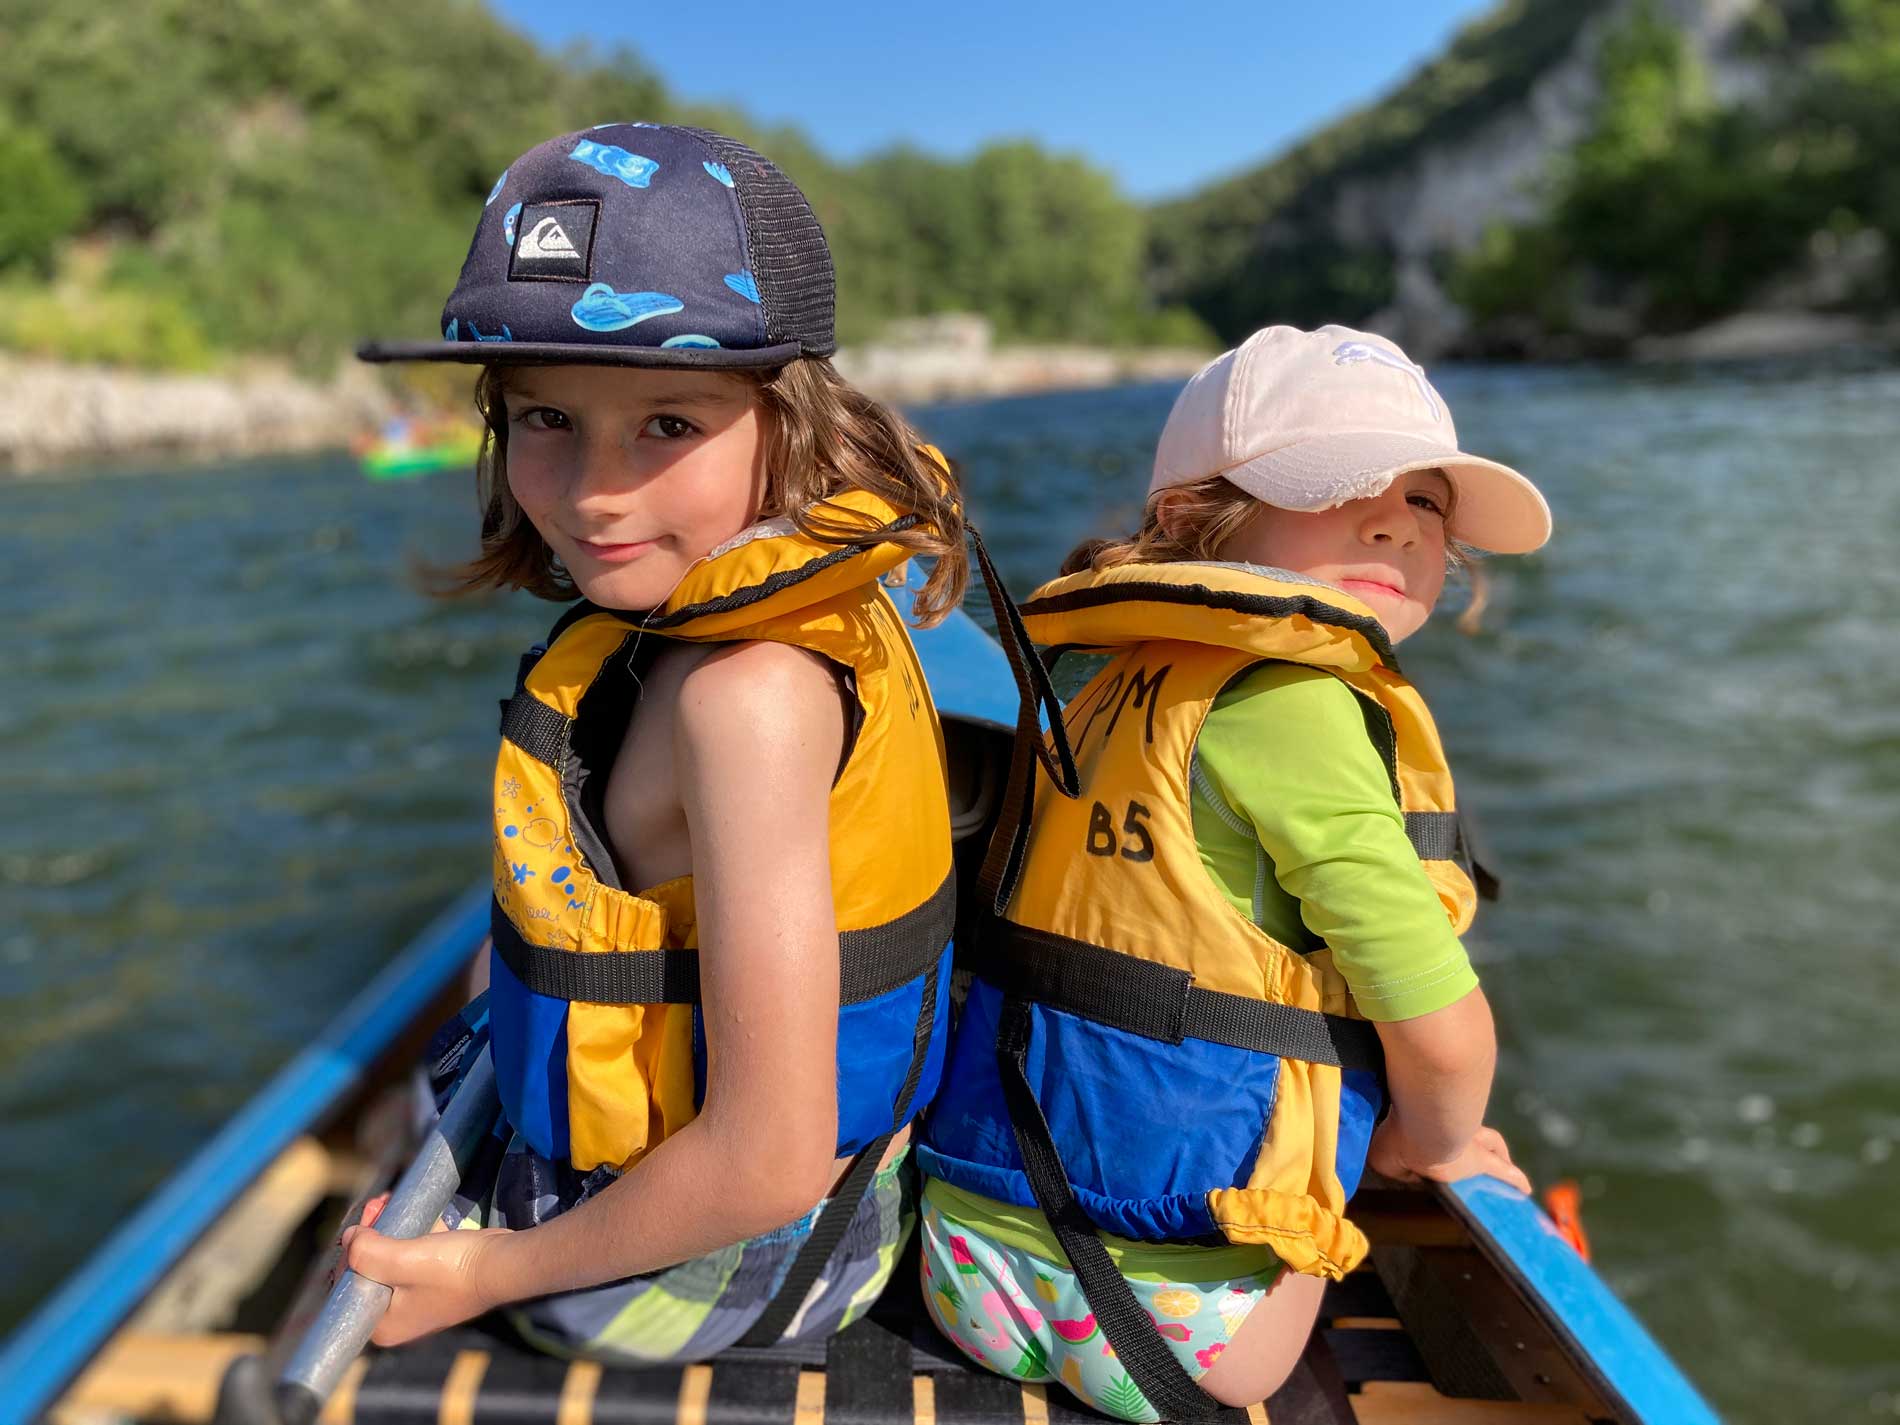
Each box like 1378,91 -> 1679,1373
916,326 -> 1549,1420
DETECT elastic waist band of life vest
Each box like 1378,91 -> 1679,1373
965,916 -> 1384,1074
490,869 -> 956,1007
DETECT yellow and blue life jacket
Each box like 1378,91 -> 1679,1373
918,561 -> 1477,1412
486,486 -> 958,1180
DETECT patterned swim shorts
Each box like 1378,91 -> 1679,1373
918,1182 -> 1283,1423
428,996 -> 916,1365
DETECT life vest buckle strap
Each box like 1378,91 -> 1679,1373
1403,809 -> 1465,863
1183,989 -> 1383,1074
490,875 -> 953,1008
837,871 -> 957,1005
970,916 -> 1193,1043
970,916 -> 1385,1073
498,691 -> 569,767
490,900 -> 702,1004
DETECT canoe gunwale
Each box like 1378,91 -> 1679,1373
0,884 -> 493,1425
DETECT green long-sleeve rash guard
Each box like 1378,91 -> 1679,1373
1189,662 -> 1478,1023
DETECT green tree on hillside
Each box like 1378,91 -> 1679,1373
0,0 -> 1200,371
0,123 -> 84,274
1453,0 -> 1897,344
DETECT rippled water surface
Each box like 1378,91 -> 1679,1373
5,361 -> 1898,1421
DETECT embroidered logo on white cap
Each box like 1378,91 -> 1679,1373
1331,340 -> 1443,422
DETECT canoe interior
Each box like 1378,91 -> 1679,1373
53,1095 -> 1624,1425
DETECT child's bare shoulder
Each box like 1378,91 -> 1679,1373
675,641 -> 845,757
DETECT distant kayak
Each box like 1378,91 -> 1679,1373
360,432 -> 482,480
356,415 -> 483,480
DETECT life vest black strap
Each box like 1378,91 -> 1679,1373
1021,575 -> 1399,671
994,994 -> 1224,1422
840,871 -> 956,1004
489,871 -> 955,1008
966,526 -> 1081,924
491,904 -> 701,1002
736,1128 -> 895,1349
499,691 -> 569,767
969,916 -> 1385,1074
1405,808 -> 1500,899
1403,810 -> 1464,863
736,949 -> 945,1348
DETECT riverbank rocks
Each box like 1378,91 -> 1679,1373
2,322 -> 1210,475
833,316 -> 1207,405
0,355 -> 394,476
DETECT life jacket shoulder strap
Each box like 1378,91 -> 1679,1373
1325,668 -> 1486,884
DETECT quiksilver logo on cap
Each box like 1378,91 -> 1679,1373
518,217 -> 580,261
508,199 -> 599,284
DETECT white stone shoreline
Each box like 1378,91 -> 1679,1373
0,322 -> 1210,476
0,354 -> 394,476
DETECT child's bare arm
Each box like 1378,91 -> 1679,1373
346,641 -> 848,1328
489,641 -> 845,1297
1369,986 -> 1530,1192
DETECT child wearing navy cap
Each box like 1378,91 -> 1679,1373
343,124 -> 967,1364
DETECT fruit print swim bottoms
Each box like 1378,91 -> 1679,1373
918,1185 -> 1283,1422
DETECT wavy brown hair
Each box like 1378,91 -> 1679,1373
1061,473 -> 1474,579
441,357 -> 968,625
1060,475 -> 1262,575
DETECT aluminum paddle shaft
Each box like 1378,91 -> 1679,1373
274,1045 -> 499,1425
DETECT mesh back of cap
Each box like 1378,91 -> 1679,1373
683,128 -> 836,357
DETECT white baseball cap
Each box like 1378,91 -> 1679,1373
1150,324 -> 1551,554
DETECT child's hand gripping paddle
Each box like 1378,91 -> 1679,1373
268,1044 -> 499,1425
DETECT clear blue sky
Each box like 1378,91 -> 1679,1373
489,2 -> 1495,201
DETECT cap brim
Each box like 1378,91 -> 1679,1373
1220,430 -> 1551,555
356,338 -> 809,369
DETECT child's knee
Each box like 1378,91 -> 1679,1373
1194,1268 -> 1326,1408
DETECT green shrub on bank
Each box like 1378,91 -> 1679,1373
1454,0 -> 1899,341
0,124 -> 84,276
1448,222 -> 1573,332
0,272 -> 214,370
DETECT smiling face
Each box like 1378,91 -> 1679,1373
500,364 -> 769,610
1211,469 -> 1453,643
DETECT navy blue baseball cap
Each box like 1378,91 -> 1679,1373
358,123 -> 834,369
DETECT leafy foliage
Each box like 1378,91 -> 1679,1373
0,0 -> 1194,370
0,250 -> 212,369
8,0 -> 1886,371
1097,1371 -> 1148,1420
1470,4 -> 1813,327
0,123 -> 85,274
1453,0 -> 1899,344
1153,0 -> 1899,350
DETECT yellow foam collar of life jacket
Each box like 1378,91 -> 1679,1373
976,560 -> 1476,1278
489,482 -> 956,1174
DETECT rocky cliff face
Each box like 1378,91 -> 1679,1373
1152,0 -> 1815,359
1344,0 -> 1767,353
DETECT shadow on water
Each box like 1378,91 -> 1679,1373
4,362 -> 1898,1421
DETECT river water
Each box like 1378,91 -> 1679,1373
3,360 -> 1897,1420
